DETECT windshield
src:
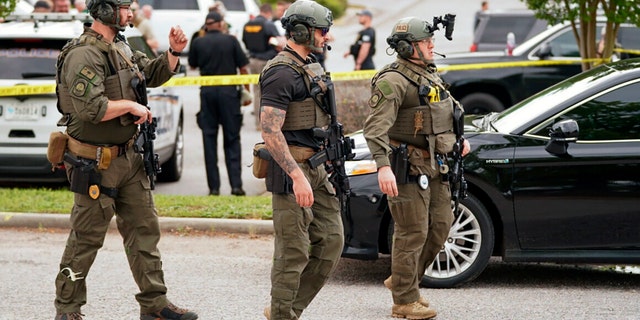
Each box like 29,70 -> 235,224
492,63 -> 616,133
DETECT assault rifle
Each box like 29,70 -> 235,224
131,75 -> 161,189
450,104 -> 467,218
307,72 -> 355,214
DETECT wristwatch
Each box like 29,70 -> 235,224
168,48 -> 181,57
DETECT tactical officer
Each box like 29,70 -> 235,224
363,17 -> 470,319
52,0 -> 197,319
259,1 -> 343,319
343,9 -> 376,70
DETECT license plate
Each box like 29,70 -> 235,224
5,104 -> 40,121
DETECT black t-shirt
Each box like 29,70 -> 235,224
355,27 -> 376,58
260,50 -> 324,150
188,30 -> 249,76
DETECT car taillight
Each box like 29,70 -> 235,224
470,43 -> 477,52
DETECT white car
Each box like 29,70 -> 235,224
138,0 -> 260,53
0,13 -> 184,183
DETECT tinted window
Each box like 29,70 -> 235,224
547,29 -> 580,57
137,0 -> 199,10
0,39 -> 65,79
533,81 -> 640,140
221,0 -> 246,11
479,16 -> 537,44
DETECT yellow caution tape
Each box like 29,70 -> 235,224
0,58 -> 624,97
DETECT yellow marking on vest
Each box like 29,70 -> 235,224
244,25 -> 263,33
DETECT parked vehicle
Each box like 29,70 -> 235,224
471,9 -> 548,52
438,18 -> 640,114
0,13 -> 184,183
342,58 -> 640,288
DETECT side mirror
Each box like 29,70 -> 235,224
536,42 -> 553,59
545,119 -> 579,156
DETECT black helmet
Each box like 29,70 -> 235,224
86,0 -> 133,31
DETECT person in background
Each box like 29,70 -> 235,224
141,4 -> 153,20
273,0 -> 291,36
131,1 -> 159,53
242,3 -> 282,130
188,11 -> 250,197
259,1 -> 344,319
363,16 -> 470,320
73,0 -> 86,13
343,9 -> 376,70
33,0 -> 53,12
474,1 -> 489,30
52,0 -> 70,12
53,0 -> 196,319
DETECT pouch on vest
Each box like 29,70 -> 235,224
435,132 -> 456,154
252,142 -> 271,179
47,131 -> 69,170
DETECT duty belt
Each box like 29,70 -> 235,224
389,139 -> 430,159
67,135 -> 136,170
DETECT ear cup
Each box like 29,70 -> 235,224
396,40 -> 413,59
97,1 -> 115,24
291,24 -> 310,44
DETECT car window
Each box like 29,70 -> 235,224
479,16 -> 538,44
221,0 -> 247,11
137,0 -> 200,10
0,39 -> 64,79
546,29 -> 580,57
531,81 -> 640,141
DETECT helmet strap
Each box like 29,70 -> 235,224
305,26 -> 324,53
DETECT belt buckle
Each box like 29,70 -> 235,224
418,174 -> 429,190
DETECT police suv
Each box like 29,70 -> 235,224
0,13 -> 184,183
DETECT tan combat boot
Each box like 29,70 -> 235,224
392,301 -> 437,319
384,276 -> 430,307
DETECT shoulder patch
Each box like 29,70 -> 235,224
79,66 -> 97,81
368,91 -> 383,108
377,79 -> 394,97
71,79 -> 89,97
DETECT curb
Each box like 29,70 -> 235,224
0,212 -> 274,235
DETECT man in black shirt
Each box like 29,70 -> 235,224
243,3 -> 283,130
259,1 -> 344,319
188,11 -> 250,196
343,9 -> 376,70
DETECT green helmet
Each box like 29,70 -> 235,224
281,0 -> 333,31
86,0 -> 133,31
387,17 -> 433,46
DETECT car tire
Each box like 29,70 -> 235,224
420,193 -> 495,288
157,117 -> 183,182
460,93 -> 504,114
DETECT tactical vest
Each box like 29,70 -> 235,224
56,31 -> 140,133
243,18 -> 269,53
261,51 -> 330,131
374,59 -> 458,164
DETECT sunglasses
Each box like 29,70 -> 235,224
320,28 -> 330,36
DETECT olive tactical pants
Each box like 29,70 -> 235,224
269,163 -> 344,320
388,172 -> 453,305
54,147 -> 169,314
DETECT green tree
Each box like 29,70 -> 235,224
0,0 -> 18,19
261,0 -> 347,20
524,0 -> 640,70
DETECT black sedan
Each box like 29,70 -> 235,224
341,58 -> 640,288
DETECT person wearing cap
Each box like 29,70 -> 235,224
363,16 -> 470,319
343,9 -> 376,70
188,11 -> 250,197
33,0 -> 52,12
53,0 -> 195,319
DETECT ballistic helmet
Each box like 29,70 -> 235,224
387,17 -> 433,44
86,0 -> 133,31
281,0 -> 332,46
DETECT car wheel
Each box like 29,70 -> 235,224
157,117 -> 183,182
460,93 -> 504,114
420,194 -> 494,288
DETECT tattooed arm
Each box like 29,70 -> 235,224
261,106 -> 314,208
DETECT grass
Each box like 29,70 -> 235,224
0,187 -> 273,220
